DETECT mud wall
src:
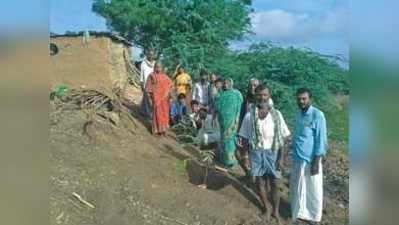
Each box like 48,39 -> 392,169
108,41 -> 130,92
50,36 -> 130,95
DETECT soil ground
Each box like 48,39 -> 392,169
50,89 -> 348,225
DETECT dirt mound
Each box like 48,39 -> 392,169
50,90 -> 348,225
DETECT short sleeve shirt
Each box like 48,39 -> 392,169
239,110 -> 290,149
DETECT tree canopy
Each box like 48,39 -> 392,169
93,0 -> 252,72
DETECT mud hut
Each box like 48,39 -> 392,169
50,31 -> 139,96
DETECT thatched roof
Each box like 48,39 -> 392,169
50,31 -> 132,46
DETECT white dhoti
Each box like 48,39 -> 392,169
290,159 -> 323,223
199,131 -> 220,145
198,114 -> 220,145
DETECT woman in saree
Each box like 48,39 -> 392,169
214,78 -> 243,168
145,62 -> 173,136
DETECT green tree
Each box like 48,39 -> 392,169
232,43 -> 349,127
93,0 -> 252,75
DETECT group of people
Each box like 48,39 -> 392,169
138,48 -> 327,225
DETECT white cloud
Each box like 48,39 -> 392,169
251,7 -> 348,41
253,0 -> 347,13
251,9 -> 309,39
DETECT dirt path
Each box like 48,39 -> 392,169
50,91 -> 348,225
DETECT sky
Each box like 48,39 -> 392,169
49,0 -> 349,63
245,0 -> 349,59
50,0 -> 107,33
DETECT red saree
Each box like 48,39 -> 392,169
145,72 -> 172,134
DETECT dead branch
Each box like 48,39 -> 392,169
72,192 -> 95,209
158,214 -> 189,225
58,87 -> 139,137
124,50 -> 140,87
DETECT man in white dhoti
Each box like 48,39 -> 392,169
290,88 -> 327,225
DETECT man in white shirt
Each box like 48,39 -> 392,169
192,71 -> 210,108
139,48 -> 156,119
238,84 -> 290,225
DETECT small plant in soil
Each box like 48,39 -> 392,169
199,150 -> 215,189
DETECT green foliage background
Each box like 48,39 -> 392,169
93,0 -> 349,143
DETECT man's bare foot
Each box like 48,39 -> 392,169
261,208 -> 272,222
272,211 -> 282,225
275,215 -> 282,225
